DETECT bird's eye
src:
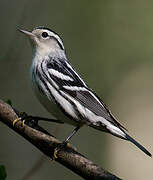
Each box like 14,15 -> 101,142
41,32 -> 48,38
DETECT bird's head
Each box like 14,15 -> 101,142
18,27 -> 65,56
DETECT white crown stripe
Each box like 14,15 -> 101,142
48,69 -> 74,81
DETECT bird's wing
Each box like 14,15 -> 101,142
46,58 -> 126,130
62,86 -> 126,130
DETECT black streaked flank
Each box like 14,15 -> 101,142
35,63 -> 83,123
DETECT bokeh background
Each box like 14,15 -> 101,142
0,0 -> 153,179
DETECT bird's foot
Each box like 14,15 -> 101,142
12,112 -> 35,127
13,117 -> 22,127
51,141 -> 68,160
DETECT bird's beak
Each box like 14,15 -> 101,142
18,29 -> 35,39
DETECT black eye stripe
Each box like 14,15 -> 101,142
50,36 -> 64,50
41,32 -> 64,50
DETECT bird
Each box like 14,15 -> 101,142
17,26 -> 151,158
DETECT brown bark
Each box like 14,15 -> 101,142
0,99 -> 122,180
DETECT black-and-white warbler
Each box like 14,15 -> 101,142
18,27 -> 151,158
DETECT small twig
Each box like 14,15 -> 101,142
0,99 -> 122,180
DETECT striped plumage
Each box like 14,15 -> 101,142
20,27 -> 151,157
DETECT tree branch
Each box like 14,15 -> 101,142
0,99 -> 122,180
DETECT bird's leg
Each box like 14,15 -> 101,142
13,112 -> 64,127
25,116 -> 64,124
53,126 -> 81,159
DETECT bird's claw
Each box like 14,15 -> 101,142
12,112 -> 27,127
50,148 -> 59,161
21,120 -> 25,127
51,142 -> 68,161
53,148 -> 59,159
13,117 -> 22,127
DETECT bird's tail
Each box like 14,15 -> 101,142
90,120 -> 151,157
125,133 -> 152,157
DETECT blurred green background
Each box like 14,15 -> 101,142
0,0 -> 153,179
